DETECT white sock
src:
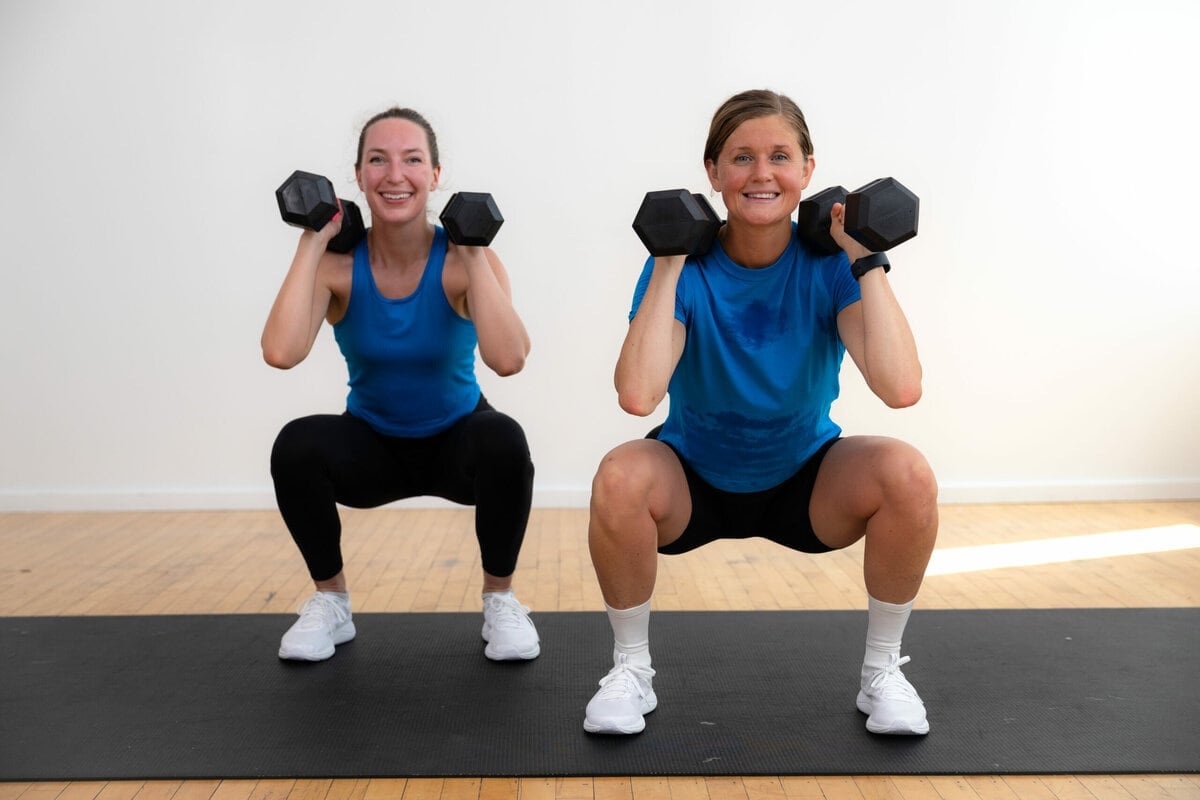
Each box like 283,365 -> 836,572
606,599 -> 651,667
863,595 -> 913,674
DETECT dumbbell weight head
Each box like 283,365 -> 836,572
277,170 -> 338,230
795,185 -> 848,256
440,192 -> 504,246
275,170 -> 366,254
843,177 -> 919,252
633,190 -> 721,257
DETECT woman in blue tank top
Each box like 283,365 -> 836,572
262,108 -> 539,665
582,90 -> 939,738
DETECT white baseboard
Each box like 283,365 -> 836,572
0,481 -> 1196,513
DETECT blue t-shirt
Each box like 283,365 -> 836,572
334,226 -> 481,437
630,228 -> 861,492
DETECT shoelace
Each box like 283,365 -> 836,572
297,592 -> 348,629
594,654 -> 655,701
865,654 -> 921,701
484,594 -> 532,630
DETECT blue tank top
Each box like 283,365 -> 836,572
333,226 -> 480,437
629,227 -> 861,492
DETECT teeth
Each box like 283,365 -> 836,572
747,193 -> 778,199
382,192 -> 412,200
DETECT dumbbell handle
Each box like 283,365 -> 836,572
314,198 -> 366,254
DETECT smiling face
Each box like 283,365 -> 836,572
354,117 -> 441,226
705,114 -> 814,230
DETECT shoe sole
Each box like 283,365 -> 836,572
583,718 -> 646,734
865,719 -> 929,735
484,642 -> 541,661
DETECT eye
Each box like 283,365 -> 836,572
733,154 -> 752,164
368,155 -> 385,165
406,156 -> 424,164
771,152 -> 790,162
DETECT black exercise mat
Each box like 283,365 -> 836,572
2,609 -> 1196,779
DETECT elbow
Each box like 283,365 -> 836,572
885,387 -> 922,409
262,344 -> 301,371
866,358 -> 923,409
882,378 -> 923,409
485,350 -> 527,378
491,358 -> 525,378
481,334 -> 530,378
617,389 -> 660,417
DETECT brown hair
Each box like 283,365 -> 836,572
355,107 -> 440,169
703,89 -> 813,165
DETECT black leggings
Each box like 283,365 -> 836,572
270,397 -> 534,582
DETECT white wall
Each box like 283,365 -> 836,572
1,0 -> 1197,511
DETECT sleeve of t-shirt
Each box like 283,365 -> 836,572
830,252 -> 862,313
628,256 -> 687,325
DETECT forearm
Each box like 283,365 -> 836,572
857,270 -> 922,407
465,257 -> 530,377
261,235 -> 327,369
614,257 -> 685,416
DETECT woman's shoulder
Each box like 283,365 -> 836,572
320,248 -> 355,280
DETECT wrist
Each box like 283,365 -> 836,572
851,252 -> 890,280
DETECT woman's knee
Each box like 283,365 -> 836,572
871,441 -> 939,530
469,411 -> 532,466
270,417 -> 325,476
889,442 -> 937,503
590,441 -> 675,515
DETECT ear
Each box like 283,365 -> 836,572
705,159 -> 720,192
355,166 -> 363,194
430,165 -> 442,192
800,154 -> 815,190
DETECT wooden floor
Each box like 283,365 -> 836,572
1,501 -> 1198,800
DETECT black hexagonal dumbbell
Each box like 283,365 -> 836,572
632,189 -> 722,257
843,177 -> 919,252
275,170 -> 366,254
796,177 -> 919,256
439,192 -> 504,246
796,185 -> 848,256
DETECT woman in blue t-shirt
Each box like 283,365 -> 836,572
261,108 -> 539,665
583,90 -> 938,737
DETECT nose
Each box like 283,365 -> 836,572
387,160 -> 406,184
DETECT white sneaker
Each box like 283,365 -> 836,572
856,654 -> 930,735
278,591 -> 355,661
481,591 -> 540,660
583,654 -> 657,734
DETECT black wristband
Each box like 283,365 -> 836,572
851,252 -> 891,280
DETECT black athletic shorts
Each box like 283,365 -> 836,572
646,426 -> 841,556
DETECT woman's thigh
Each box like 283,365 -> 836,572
592,438 -> 693,549
808,435 -> 937,549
